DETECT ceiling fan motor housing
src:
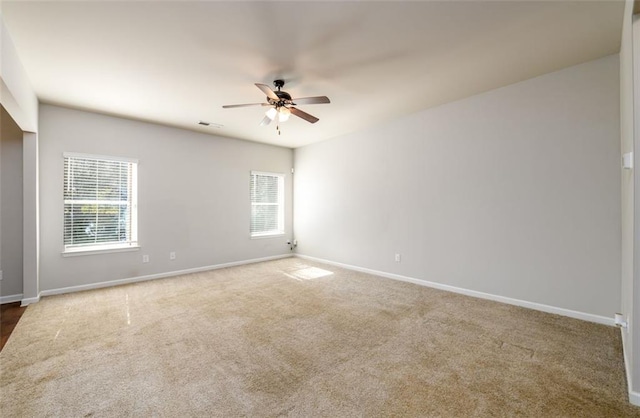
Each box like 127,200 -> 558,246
270,80 -> 292,106
274,91 -> 292,101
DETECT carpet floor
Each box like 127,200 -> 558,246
1,257 -> 638,417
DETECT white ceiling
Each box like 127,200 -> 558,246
1,1 -> 625,149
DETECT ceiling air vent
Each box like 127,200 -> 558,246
198,121 -> 223,128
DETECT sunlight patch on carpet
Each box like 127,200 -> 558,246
284,266 -> 334,281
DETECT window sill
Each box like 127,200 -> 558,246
62,245 -> 140,257
251,232 -> 286,240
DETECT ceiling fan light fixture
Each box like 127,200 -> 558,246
265,107 -> 278,120
279,107 -> 291,122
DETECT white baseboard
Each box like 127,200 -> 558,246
40,254 -> 293,298
621,330 -> 640,406
20,295 -> 40,306
295,254 -> 614,326
0,294 -> 23,304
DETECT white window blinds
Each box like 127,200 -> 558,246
250,171 -> 284,237
64,154 -> 138,251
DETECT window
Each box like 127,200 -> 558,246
250,171 -> 284,237
63,153 -> 138,253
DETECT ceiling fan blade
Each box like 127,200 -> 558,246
259,115 -> 273,126
291,96 -> 330,105
290,107 -> 319,124
222,103 -> 270,109
255,83 -> 279,101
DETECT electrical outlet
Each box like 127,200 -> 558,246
169,252 -> 176,260
395,254 -> 401,262
0,270 -> 3,281
293,239 -> 297,246
142,255 -> 149,263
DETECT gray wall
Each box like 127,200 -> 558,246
39,105 -> 293,292
294,55 -> 621,318
1,105 -> 24,297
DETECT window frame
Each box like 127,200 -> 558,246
250,170 -> 285,238
62,152 -> 139,255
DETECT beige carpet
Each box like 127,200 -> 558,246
1,257 -> 638,417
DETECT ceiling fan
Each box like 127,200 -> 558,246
222,80 -> 330,132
